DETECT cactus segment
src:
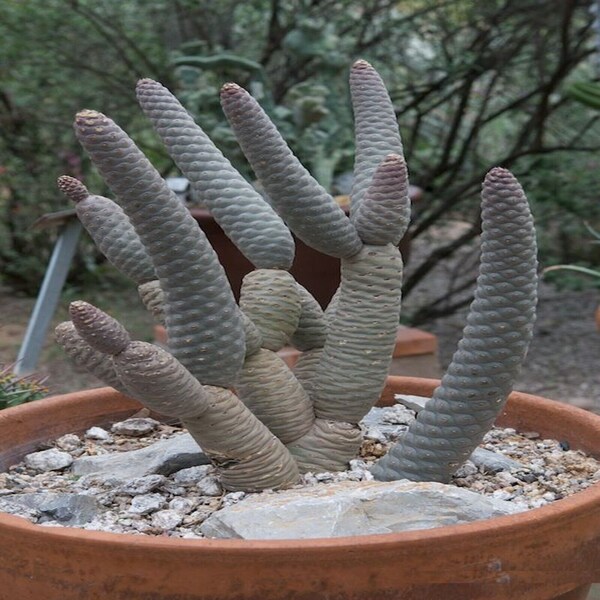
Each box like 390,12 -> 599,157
74,110 -> 245,387
135,79 -> 295,270
184,385 -> 300,491
113,341 -> 211,420
292,348 -> 323,400
313,244 -> 403,423
240,311 -> 263,356
286,418 -> 363,473
371,168 -> 537,483
239,269 -> 301,352
353,154 -> 411,245
349,60 -> 403,218
54,321 -> 129,394
138,280 -> 165,325
220,83 -> 363,259
69,301 -> 130,356
290,284 -> 327,351
236,348 -> 314,444
58,176 -> 156,285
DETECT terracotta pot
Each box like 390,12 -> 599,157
0,377 -> 599,600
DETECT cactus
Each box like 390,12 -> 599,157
0,364 -> 48,409
56,60 -> 537,492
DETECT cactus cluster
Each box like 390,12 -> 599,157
56,60 -> 537,492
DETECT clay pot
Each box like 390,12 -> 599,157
0,377 -> 599,600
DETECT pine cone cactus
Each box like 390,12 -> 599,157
56,60 -> 537,492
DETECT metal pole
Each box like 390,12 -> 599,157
14,219 -> 82,375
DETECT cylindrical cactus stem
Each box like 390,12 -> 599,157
220,83 -> 363,259
57,176 -> 156,285
138,280 -> 165,325
135,79 -> 295,271
68,301 -> 299,490
292,348 -> 323,401
240,311 -> 263,357
184,386 -> 300,492
313,244 -> 403,423
115,343 -> 300,491
371,168 -> 537,484
353,154 -> 411,246
239,269 -> 302,352
349,60 -> 404,219
54,321 -> 129,395
290,284 -> 326,351
236,348 -> 314,445
74,110 -> 245,387
286,418 -> 363,473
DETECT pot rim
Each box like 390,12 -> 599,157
1,375 -> 599,553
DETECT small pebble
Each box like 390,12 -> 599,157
111,418 -> 160,437
119,475 -> 167,496
85,427 -> 112,441
152,509 -> 183,530
128,493 -> 165,515
55,434 -> 81,452
24,449 -> 73,472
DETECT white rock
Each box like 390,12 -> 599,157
172,465 -> 214,485
55,434 -> 81,452
128,493 -> 164,515
24,449 -> 73,472
111,417 -> 160,437
196,474 -> 222,497
119,474 -> 167,495
201,480 -> 524,540
85,427 -> 112,441
168,497 -> 196,514
151,509 -> 183,530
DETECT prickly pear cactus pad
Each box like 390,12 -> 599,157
371,168 -> 537,483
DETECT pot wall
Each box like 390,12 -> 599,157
0,377 -> 599,600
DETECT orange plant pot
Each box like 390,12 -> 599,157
0,377 -> 599,600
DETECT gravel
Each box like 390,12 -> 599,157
0,408 -> 598,538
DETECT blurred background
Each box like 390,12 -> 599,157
0,0 -> 599,407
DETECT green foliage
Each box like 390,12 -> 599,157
569,81 -> 600,110
0,364 -> 48,409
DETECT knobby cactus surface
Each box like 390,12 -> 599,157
56,60 -> 537,492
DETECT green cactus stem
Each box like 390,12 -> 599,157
349,59 -> 404,219
135,79 -> 295,270
290,284 -> 327,351
220,83 -> 363,259
74,110 -> 244,388
371,168 -> 537,483
353,154 -> 411,245
69,301 -> 299,492
236,349 -> 314,445
239,269 -> 301,352
57,176 -> 156,285
54,320 -> 129,395
137,280 -> 165,325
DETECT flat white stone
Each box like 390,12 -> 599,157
24,449 -> 73,472
111,418 -> 160,437
128,493 -> 164,515
85,427 -> 112,441
200,480 -> 523,540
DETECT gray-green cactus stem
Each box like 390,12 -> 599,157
57,176 -> 156,285
239,269 -> 301,352
184,386 -> 300,492
236,348 -> 314,445
291,284 -> 327,351
371,167 -> 537,483
138,280 -> 165,325
74,110 -> 245,388
54,321 -> 129,395
220,83 -> 363,259
135,79 -> 295,271
313,244 -> 403,423
286,418 -> 363,473
349,60 -> 403,219
353,154 -> 411,246
69,301 -> 299,491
